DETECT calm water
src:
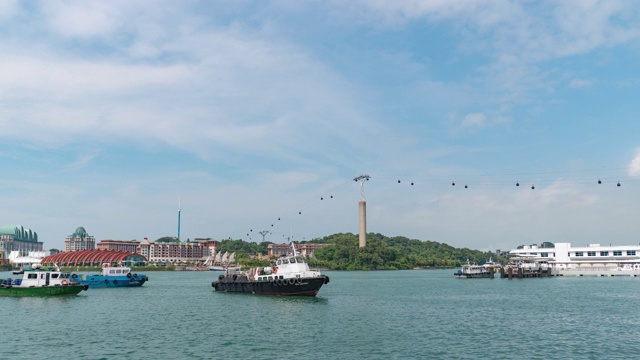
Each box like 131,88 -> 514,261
2,269 -> 640,359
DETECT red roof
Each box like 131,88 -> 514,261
41,249 -> 146,265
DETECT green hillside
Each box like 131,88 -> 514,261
308,233 -> 507,270
210,232 -> 508,270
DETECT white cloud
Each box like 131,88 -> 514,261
461,113 -> 487,128
629,150 -> 640,177
0,0 -> 19,22
569,78 -> 593,88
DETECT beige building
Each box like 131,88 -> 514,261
64,226 -> 96,252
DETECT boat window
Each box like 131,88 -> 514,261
628,251 -> 637,256
51,274 -> 59,278
281,258 -> 289,264
295,256 -> 305,263
613,251 -> 622,256
289,258 -> 296,263
28,274 -> 37,279
277,260 -> 282,265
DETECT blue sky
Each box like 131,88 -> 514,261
2,0 -> 640,252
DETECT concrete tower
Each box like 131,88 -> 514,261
354,175 -> 370,248
358,200 -> 366,248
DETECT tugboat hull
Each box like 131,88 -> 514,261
212,276 -> 329,296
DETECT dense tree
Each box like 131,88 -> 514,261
308,233 -> 508,270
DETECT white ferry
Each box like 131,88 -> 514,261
508,242 -> 640,277
454,257 -> 500,279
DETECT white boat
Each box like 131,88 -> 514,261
454,260 -> 493,279
208,251 -> 239,271
0,264 -> 89,296
482,256 -> 502,269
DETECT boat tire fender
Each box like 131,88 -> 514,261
324,276 -> 330,284
113,279 -> 118,284
71,274 -> 78,279
288,279 -> 295,285
127,273 -> 132,278
104,279 -> 109,284
133,273 -> 137,278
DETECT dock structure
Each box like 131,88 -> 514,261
499,266 -> 554,279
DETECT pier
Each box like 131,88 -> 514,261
499,266 -> 554,279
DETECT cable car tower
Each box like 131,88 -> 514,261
353,174 -> 370,248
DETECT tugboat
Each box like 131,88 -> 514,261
0,264 -> 88,297
212,250 -> 329,296
70,263 -> 149,288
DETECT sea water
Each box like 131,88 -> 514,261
1,269 -> 639,359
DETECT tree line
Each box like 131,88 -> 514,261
190,232 -> 507,270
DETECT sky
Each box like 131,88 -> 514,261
2,0 -> 640,252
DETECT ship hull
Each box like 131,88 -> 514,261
0,284 -> 87,297
71,274 -> 148,288
454,272 -> 492,279
212,276 -> 328,296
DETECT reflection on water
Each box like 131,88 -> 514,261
2,270 -> 640,359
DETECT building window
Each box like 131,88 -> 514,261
575,252 -> 584,257
587,252 -> 596,257
600,251 -> 609,256
627,251 -> 636,256
613,251 -> 622,256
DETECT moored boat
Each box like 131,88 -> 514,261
212,252 -> 329,296
206,251 -> 239,271
0,264 -> 88,297
70,263 -> 149,288
454,260 -> 494,279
